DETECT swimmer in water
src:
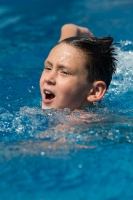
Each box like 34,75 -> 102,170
40,24 -> 117,111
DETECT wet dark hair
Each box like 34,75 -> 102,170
58,36 -> 117,89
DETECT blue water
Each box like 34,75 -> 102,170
0,0 -> 133,199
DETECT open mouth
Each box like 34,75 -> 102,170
44,90 -> 55,100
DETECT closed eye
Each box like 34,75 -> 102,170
44,66 -> 52,70
61,70 -> 72,75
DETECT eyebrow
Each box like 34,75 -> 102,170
44,60 -> 70,70
44,60 -> 52,66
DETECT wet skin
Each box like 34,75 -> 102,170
40,43 -> 93,110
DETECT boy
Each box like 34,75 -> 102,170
40,24 -> 116,111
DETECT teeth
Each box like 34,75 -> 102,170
45,90 -> 51,94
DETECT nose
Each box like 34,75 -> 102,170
45,70 -> 56,85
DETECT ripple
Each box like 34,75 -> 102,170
0,16 -> 21,28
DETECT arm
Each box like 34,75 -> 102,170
59,23 -> 94,41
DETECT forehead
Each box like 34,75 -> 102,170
47,43 -> 86,67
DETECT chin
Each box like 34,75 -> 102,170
41,103 -> 51,109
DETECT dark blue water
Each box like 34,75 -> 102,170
0,0 -> 133,199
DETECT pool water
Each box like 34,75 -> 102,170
0,0 -> 133,199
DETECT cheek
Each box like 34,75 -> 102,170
59,76 -> 71,86
57,82 -> 70,96
58,79 -> 78,95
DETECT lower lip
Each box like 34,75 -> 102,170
43,95 -> 55,104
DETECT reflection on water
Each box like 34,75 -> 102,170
1,106 -> 133,160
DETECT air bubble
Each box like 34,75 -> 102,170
41,152 -> 45,156
78,164 -> 82,168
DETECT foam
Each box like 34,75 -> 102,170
0,41 -> 133,152
105,40 -> 133,110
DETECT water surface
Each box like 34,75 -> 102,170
0,0 -> 133,199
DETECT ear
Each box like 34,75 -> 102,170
87,81 -> 106,102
